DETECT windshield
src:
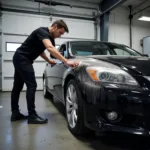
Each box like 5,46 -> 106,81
70,41 -> 142,56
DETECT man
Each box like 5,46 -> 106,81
11,19 -> 79,124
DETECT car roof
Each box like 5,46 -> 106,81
61,40 -> 126,46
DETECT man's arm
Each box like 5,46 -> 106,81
42,39 -> 79,67
40,51 -> 53,63
42,39 -> 68,63
40,51 -> 56,65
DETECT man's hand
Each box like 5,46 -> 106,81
48,59 -> 56,65
65,60 -> 79,68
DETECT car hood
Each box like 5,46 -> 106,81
75,55 -> 150,76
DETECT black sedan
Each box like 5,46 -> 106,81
43,40 -> 150,136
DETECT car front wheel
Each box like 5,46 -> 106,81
65,79 -> 89,135
43,76 -> 49,98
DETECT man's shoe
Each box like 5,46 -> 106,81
11,112 -> 28,122
28,113 -> 48,124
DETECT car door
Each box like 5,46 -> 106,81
47,44 -> 68,102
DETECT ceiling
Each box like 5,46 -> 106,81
63,0 -> 150,7
122,0 -> 150,16
122,0 -> 150,9
61,0 -> 150,12
58,0 -> 102,4
75,0 -> 102,4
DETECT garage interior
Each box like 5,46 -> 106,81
0,0 -> 150,149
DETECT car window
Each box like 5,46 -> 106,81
71,42 -> 109,56
70,41 -> 142,56
114,48 -> 131,56
59,44 -> 68,58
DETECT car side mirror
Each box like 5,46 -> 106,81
60,51 -> 64,56
143,54 -> 149,57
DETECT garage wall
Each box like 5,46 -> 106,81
109,7 -> 129,46
1,0 -> 96,91
0,12 -> 2,91
132,14 -> 150,53
108,7 -> 150,53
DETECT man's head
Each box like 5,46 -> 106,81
49,19 -> 69,38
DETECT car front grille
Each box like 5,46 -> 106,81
115,115 -> 150,129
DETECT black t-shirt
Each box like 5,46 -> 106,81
16,27 -> 55,62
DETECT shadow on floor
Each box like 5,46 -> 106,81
76,133 -> 150,150
46,95 -> 66,117
46,95 -> 150,150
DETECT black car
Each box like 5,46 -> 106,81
43,40 -> 150,136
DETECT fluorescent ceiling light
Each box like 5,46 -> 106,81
138,16 -> 150,21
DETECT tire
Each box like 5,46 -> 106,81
65,79 -> 90,136
43,77 -> 49,98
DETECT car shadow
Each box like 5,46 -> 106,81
48,95 -> 66,117
47,96 -> 150,150
76,133 -> 150,150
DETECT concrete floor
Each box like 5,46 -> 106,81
0,91 -> 150,150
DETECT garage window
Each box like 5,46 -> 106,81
6,42 -> 22,52
6,42 -> 60,52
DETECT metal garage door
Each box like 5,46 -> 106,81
1,11 -> 95,91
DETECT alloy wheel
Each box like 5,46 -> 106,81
43,78 -> 46,96
66,84 -> 78,128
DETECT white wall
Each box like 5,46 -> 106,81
132,14 -> 150,53
108,7 -> 150,53
0,13 -> 2,91
109,7 -> 129,46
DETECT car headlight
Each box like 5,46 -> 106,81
86,67 -> 138,85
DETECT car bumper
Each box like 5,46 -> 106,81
91,120 -> 150,136
79,82 -> 150,136
84,103 -> 150,136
